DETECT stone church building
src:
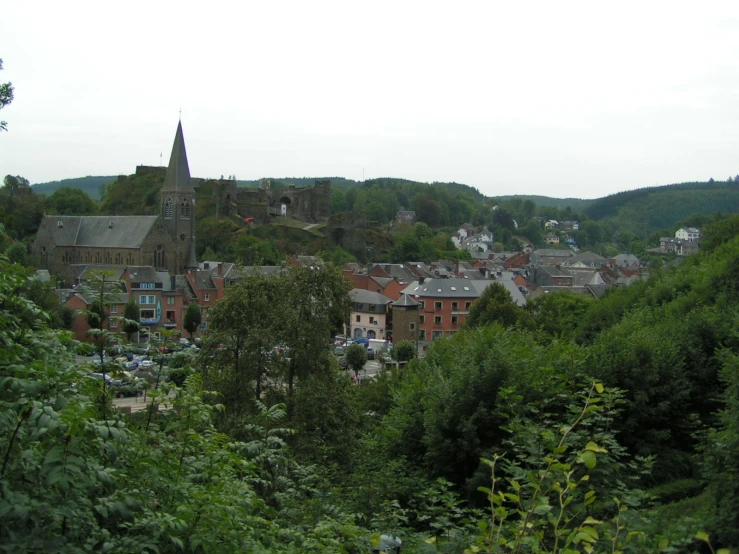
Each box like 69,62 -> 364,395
33,122 -> 198,284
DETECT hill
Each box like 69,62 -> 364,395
496,194 -> 592,211
32,175 -> 117,199
583,180 -> 739,229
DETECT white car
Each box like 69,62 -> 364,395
138,359 -> 156,370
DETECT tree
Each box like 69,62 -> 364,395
183,302 -> 202,339
391,340 -> 416,362
5,242 -> 26,265
346,343 -> 367,377
122,299 -> 140,342
465,282 -> 522,329
45,186 -> 97,215
0,59 -> 13,131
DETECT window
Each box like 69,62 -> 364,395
164,197 -> 173,219
139,295 -> 147,304
419,315 -> 425,324
409,322 -> 416,331
452,316 -> 458,326
432,330 -> 443,340
148,295 -> 155,304
356,315 -> 361,323
369,316 -> 375,324
110,305 -> 118,314
434,301 -> 442,311
419,301 -> 425,310
110,319 -> 118,329
204,293 -> 210,302
465,301 -> 472,310
167,297 -> 175,305
434,316 -> 442,325
451,302 -> 459,310
419,330 -> 426,340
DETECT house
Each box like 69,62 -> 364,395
400,277 -> 526,343
559,221 -> 580,232
675,227 -> 700,242
529,249 -> 575,265
544,233 -> 560,245
564,251 -> 607,269
610,254 -> 640,270
348,289 -> 393,340
545,220 -> 559,230
395,208 -> 417,225
660,237 -> 677,253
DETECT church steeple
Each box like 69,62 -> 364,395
161,121 -> 192,192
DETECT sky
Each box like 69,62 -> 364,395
1,1 -> 738,199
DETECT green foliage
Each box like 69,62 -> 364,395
526,290 -> 593,340
44,186 -> 98,215
465,282 -> 523,329
702,350 -> 739,548
391,340 -> 417,362
346,343 -> 367,375
183,302 -> 201,338
0,58 -> 13,131
32,175 -> 116,200
647,479 -> 706,505
5,241 -> 27,265
0,175 -> 45,241
469,382 -> 651,554
122,299 -> 140,341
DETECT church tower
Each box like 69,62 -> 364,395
160,121 -> 198,273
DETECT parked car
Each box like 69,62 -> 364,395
333,346 -> 345,356
138,359 -> 156,370
179,338 -> 190,346
366,348 -> 376,360
88,373 -> 122,387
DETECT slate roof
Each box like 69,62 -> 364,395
567,251 -> 607,267
71,265 -> 127,281
161,121 -> 193,192
370,276 -> 395,288
39,215 -> 159,248
127,266 -> 162,284
392,293 -> 420,307
349,289 -> 393,306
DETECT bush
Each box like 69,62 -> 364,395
647,479 -> 706,505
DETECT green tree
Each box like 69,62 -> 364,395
526,290 -> 593,339
0,59 -> 13,131
122,299 -> 140,342
183,302 -> 202,338
45,186 -> 97,215
465,282 -> 522,329
5,242 -> 26,265
346,343 -> 367,377
0,175 -> 44,240
391,340 -> 416,362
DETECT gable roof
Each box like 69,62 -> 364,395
349,288 -> 392,305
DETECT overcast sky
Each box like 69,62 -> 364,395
1,1 -> 738,199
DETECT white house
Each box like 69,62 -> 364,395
675,227 -> 700,242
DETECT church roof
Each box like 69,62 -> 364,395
42,216 -> 159,248
161,121 -> 193,192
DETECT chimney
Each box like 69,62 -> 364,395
218,263 -> 223,275
455,260 -> 459,277
419,277 -> 425,285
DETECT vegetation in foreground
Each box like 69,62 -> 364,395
2,216 -> 739,552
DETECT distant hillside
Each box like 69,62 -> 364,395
32,176 -> 117,199
497,195 -> 593,211
583,180 -> 739,229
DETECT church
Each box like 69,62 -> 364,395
33,122 -> 198,284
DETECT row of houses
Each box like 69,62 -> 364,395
341,249 -> 644,350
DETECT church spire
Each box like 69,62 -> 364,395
161,121 -> 192,192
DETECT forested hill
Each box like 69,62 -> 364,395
32,175 -> 117,200
583,180 -> 739,228
496,194 -> 592,211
